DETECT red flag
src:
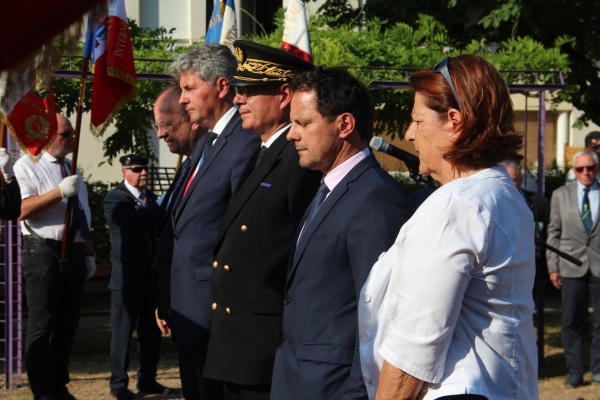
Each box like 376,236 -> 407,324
89,0 -> 137,136
0,48 -> 58,158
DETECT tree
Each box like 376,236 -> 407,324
315,0 -> 600,128
250,10 -> 569,139
54,19 -> 189,164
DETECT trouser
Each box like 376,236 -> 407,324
109,288 -> 162,390
23,237 -> 86,399
177,345 -> 224,400
561,272 -> 600,374
223,382 -> 271,400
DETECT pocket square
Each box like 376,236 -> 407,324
260,182 -> 272,187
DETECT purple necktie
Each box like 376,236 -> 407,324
57,159 -> 91,242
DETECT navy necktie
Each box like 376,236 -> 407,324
56,159 -> 90,242
255,145 -> 267,167
171,158 -> 191,197
303,181 -> 330,231
203,131 -> 218,158
582,187 -> 593,233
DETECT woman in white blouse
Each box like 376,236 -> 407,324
359,55 -> 538,400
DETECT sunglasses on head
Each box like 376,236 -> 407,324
57,129 -> 75,138
574,165 -> 597,173
126,166 -> 148,173
432,57 -> 461,111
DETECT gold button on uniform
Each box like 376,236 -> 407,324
284,298 -> 290,305
241,225 -> 248,232
226,308 -> 232,314
224,265 -> 230,272
212,303 -> 217,310
213,261 -> 218,268
280,336 -> 285,343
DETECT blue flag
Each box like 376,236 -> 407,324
205,0 -> 238,49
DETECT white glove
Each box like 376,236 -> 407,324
85,255 -> 96,279
0,148 -> 14,178
58,175 -> 80,198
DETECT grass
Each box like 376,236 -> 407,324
1,293 -> 599,399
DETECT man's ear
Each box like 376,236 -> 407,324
216,77 -> 231,99
338,113 -> 356,140
279,84 -> 293,110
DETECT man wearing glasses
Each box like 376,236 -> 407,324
14,114 -> 95,400
547,148 -> 600,388
167,43 -> 260,400
103,154 -> 174,399
566,131 -> 600,184
204,40 -> 321,400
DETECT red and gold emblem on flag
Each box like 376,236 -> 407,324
1,57 -> 58,158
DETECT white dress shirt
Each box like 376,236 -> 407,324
14,152 -> 91,242
359,166 -> 538,400
263,123 -> 291,148
123,180 -> 147,207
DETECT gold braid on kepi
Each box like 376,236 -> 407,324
229,40 -> 314,87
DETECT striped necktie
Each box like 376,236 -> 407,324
582,187 -> 593,233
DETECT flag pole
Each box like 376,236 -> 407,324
60,56 -> 89,261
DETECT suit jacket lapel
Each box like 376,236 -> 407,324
216,129 -> 290,245
172,135 -> 206,224
289,155 -> 378,279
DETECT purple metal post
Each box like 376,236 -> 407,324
538,91 -> 546,195
523,94 -> 528,183
1,127 -> 22,390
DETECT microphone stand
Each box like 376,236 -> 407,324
535,231 -> 582,267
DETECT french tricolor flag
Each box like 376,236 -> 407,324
281,0 -> 312,63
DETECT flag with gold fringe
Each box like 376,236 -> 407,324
0,45 -> 58,158
86,0 -> 137,137
282,0 -> 312,62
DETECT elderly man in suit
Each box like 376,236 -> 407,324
269,67 -> 410,399
204,41 -> 321,400
547,148 -> 600,388
104,154 -> 173,400
168,43 -> 260,400
152,84 -> 206,335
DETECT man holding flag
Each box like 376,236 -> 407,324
14,114 -> 96,400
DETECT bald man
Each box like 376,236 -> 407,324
14,114 -> 95,400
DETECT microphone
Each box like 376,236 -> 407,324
369,137 -> 420,172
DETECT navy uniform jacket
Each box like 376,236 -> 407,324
271,154 -> 410,400
169,112 -> 260,350
104,182 -> 159,292
204,130 -> 322,385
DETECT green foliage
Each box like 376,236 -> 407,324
55,19 -> 191,165
319,0 -> 600,129
249,10 -> 569,140
85,178 -> 119,264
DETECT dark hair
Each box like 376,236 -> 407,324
584,131 -> 600,148
289,67 -> 373,142
156,84 -> 190,122
409,55 -> 522,170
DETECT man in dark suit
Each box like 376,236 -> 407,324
152,84 -> 207,335
204,41 -> 321,400
104,154 -> 173,400
270,67 -> 410,399
167,43 -> 261,399
547,148 -> 600,388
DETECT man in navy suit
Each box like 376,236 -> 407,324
271,67 -> 411,399
204,41 -> 321,400
152,85 -> 206,335
104,154 -> 173,400
167,43 -> 261,399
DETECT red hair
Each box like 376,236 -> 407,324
409,55 -> 522,170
